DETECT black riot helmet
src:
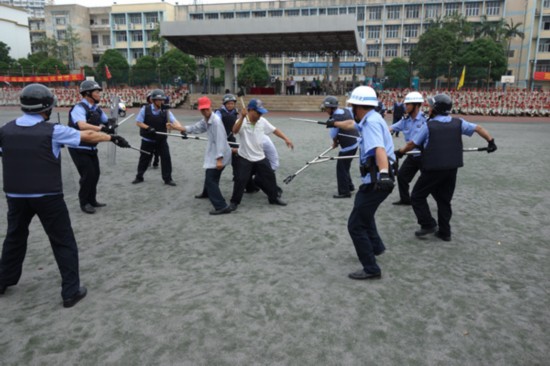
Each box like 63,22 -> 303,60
150,89 -> 166,101
79,80 -> 102,95
428,94 -> 453,116
20,83 -> 56,115
322,95 -> 339,108
222,94 -> 237,105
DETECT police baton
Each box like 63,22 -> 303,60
237,90 -> 246,109
155,131 -> 240,148
283,146 -> 334,184
289,117 -> 325,125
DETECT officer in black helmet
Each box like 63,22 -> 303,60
322,95 -> 360,198
0,83 -> 130,307
132,89 -> 182,186
68,80 -> 117,214
144,92 -> 160,169
396,93 -> 497,241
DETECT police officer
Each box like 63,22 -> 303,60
68,80 -> 116,214
392,94 -> 405,137
396,94 -> 497,241
389,91 -> 426,205
144,92 -> 160,169
322,95 -> 359,198
324,86 -> 395,280
132,89 -> 181,186
0,83 -> 130,307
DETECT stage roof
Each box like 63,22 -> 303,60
161,15 -> 361,57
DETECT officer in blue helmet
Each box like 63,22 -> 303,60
0,83 -> 129,307
396,93 -> 497,241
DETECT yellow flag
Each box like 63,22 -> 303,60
457,66 -> 466,90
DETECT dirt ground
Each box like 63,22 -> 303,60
0,106 -> 549,365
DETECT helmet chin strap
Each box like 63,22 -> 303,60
44,109 -> 53,121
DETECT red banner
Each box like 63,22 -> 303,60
534,72 -> 550,81
0,73 -> 85,83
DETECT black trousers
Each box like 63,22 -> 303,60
136,139 -> 172,182
396,155 -> 422,203
336,148 -> 357,195
411,168 -> 458,237
68,148 -> 101,207
0,195 -> 80,300
230,157 -> 278,205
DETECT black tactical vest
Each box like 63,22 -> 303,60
333,108 -> 359,148
421,118 -> 463,171
140,106 -> 168,141
68,102 -> 104,148
1,120 -> 62,194
218,108 -> 238,142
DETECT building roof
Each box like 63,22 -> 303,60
161,15 -> 360,57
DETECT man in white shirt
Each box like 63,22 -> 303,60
229,99 -> 293,211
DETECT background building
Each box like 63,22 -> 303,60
0,4 -> 31,60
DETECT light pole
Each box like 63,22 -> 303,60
447,61 -> 452,90
487,60 -> 492,91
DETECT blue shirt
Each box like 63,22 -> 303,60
356,109 -> 395,184
391,112 -> 427,156
4,113 -> 81,198
69,99 -> 108,150
136,104 -> 176,142
412,115 -> 477,148
329,108 -> 359,153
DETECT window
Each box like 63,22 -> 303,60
115,32 -> 127,42
270,64 -> 281,76
425,5 -> 441,19
252,11 -> 266,18
310,9 -> 317,16
56,30 -> 65,40
466,3 -> 480,17
367,45 -> 380,58
357,8 -> 365,20
486,2 -> 500,16
357,26 -> 364,39
507,50 -> 515,58
403,44 -> 415,57
368,26 -> 381,39
386,25 -> 399,38
236,12 -> 250,18
113,14 -> 126,25
369,7 -> 382,20
206,13 -> 219,19
269,10 -> 282,17
92,35 -> 99,45
101,18 -> 109,25
328,8 -> 338,15
347,7 -> 356,14
102,35 -> 110,45
404,25 -> 419,38
544,0 -> 550,8
538,40 -> 550,52
222,12 -> 234,19
406,5 -> 420,19
270,53 -> 282,58
319,8 -> 327,15
285,9 -> 299,16
130,14 -> 141,24
387,6 -> 400,20
190,13 -> 203,20
385,44 -> 398,57
145,14 -> 158,24
131,31 -> 143,42
544,17 -> 550,30
55,17 -> 66,25
132,49 -> 144,60
301,9 -> 309,16
446,3 -> 460,16
339,7 -> 347,15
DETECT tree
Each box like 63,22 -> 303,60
62,25 -> 82,70
32,36 -> 61,59
0,41 -> 14,65
149,24 -> 167,57
410,28 -> 461,88
131,55 -> 158,86
503,19 -> 524,68
96,49 -> 130,85
237,56 -> 269,88
35,57 -> 69,75
83,65 -> 97,79
157,49 -> 196,85
458,38 -> 506,87
383,58 -> 409,88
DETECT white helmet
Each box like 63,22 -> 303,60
346,86 -> 378,107
404,91 -> 424,104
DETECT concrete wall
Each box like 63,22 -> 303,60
0,5 -> 31,59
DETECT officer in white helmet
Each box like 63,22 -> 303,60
324,86 -> 396,280
389,91 -> 426,205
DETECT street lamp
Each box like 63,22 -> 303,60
487,60 -> 492,91
447,61 -> 452,90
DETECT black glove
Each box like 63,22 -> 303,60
145,126 -> 156,137
317,118 -> 335,128
100,124 -> 116,135
395,149 -> 405,159
487,138 -> 497,153
375,172 -> 395,193
110,135 -> 130,148
181,131 -> 188,140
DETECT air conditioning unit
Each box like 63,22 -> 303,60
129,23 -> 134,29
356,57 -> 362,61
310,58 -> 315,62
113,24 -> 118,30
288,57 -> 295,62
150,22 -> 156,29
375,39 -> 381,44
403,37 -> 410,43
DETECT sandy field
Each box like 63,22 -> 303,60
0,106 -> 549,365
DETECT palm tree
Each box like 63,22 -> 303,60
503,19 -> 525,68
